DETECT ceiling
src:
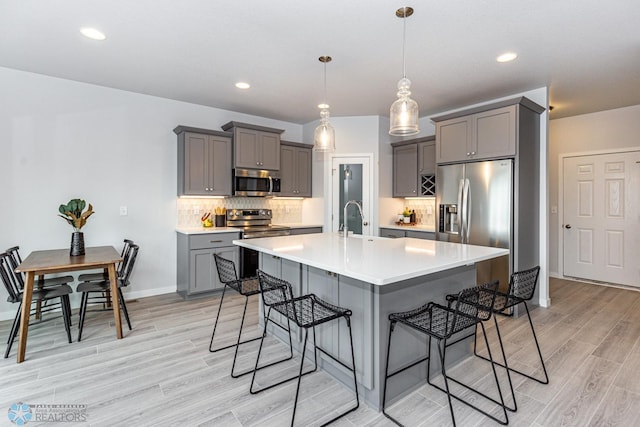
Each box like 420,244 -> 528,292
1,0 -> 639,124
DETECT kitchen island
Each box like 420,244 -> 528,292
233,233 -> 508,410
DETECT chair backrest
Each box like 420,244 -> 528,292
0,252 -> 22,303
213,253 -> 238,285
449,280 -> 499,336
257,269 -> 296,320
508,266 -> 540,301
118,239 -> 135,277
5,246 -> 25,289
119,244 -> 139,287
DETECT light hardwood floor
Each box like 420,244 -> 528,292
1,277 -> 639,426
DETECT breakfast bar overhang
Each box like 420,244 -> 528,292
234,233 -> 509,410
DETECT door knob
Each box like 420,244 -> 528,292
363,221 -> 369,226
565,224 -> 572,229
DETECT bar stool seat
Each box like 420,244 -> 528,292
250,269 -> 359,426
383,281 -> 508,427
209,254 -> 293,378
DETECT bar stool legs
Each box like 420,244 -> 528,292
209,284 -> 294,378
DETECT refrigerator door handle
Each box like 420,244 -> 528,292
463,178 -> 471,243
457,179 -> 464,237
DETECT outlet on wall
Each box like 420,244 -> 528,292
120,206 -> 128,216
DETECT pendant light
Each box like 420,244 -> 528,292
389,7 -> 420,136
314,56 -> 336,152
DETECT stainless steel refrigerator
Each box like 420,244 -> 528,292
436,160 -> 513,292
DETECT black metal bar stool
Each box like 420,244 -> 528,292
209,254 -> 293,378
470,266 -> 548,387
383,281 -> 508,426
250,269 -> 359,427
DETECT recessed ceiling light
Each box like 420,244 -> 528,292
317,103 -> 330,109
80,28 -> 106,41
496,52 -> 518,63
235,82 -> 250,89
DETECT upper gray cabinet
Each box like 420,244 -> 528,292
432,97 -> 545,164
221,121 -> 284,171
280,141 -> 312,197
174,126 -> 232,196
392,136 -> 436,197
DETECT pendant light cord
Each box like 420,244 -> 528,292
402,9 -> 407,79
324,61 -> 327,105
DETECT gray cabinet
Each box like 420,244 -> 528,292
379,227 -> 435,240
176,232 -> 241,299
288,227 -> 322,236
280,141 -> 312,197
174,126 -> 232,196
221,121 -> 284,171
392,136 -> 436,197
433,98 -> 544,164
393,144 -> 418,197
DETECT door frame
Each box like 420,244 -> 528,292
326,153 -> 375,235
558,146 -> 640,283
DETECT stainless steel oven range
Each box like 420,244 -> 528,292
227,209 -> 290,278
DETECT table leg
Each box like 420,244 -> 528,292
17,272 -> 35,363
108,263 -> 123,339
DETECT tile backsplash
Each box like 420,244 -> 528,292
401,198 -> 436,226
177,198 -> 303,227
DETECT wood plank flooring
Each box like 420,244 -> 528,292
1,278 -> 639,426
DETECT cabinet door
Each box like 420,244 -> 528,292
473,105 -> 517,159
393,144 -> 418,197
279,145 -> 296,196
418,141 -> 436,175
436,117 -> 472,164
379,228 -> 405,239
259,132 -> 281,170
295,147 -> 312,197
183,133 -> 209,195
189,248 -> 216,293
209,136 -> 232,196
235,128 -> 260,169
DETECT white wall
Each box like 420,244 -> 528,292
0,66 -> 302,319
548,104 -> 640,276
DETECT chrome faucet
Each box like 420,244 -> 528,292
343,200 -> 365,238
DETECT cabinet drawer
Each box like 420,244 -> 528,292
405,230 -> 435,240
379,228 -> 405,239
189,232 -> 240,250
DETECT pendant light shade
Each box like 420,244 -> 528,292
389,7 -> 420,136
314,56 -> 336,152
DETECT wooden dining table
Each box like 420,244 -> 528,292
15,246 -> 123,363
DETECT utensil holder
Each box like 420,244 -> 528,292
215,215 -> 226,227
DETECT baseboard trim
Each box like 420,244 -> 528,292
549,271 -> 562,279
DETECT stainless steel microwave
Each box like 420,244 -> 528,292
233,168 -> 281,197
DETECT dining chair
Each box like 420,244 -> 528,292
77,239 -> 134,283
1,252 -> 73,359
76,244 -> 139,341
5,245 -> 74,323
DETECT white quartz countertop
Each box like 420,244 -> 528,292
381,224 -> 436,232
176,227 -> 243,235
234,233 -> 508,286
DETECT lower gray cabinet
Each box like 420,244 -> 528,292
379,228 -> 435,240
177,232 -> 240,299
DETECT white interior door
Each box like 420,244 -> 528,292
331,155 -> 372,236
563,151 -> 640,287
